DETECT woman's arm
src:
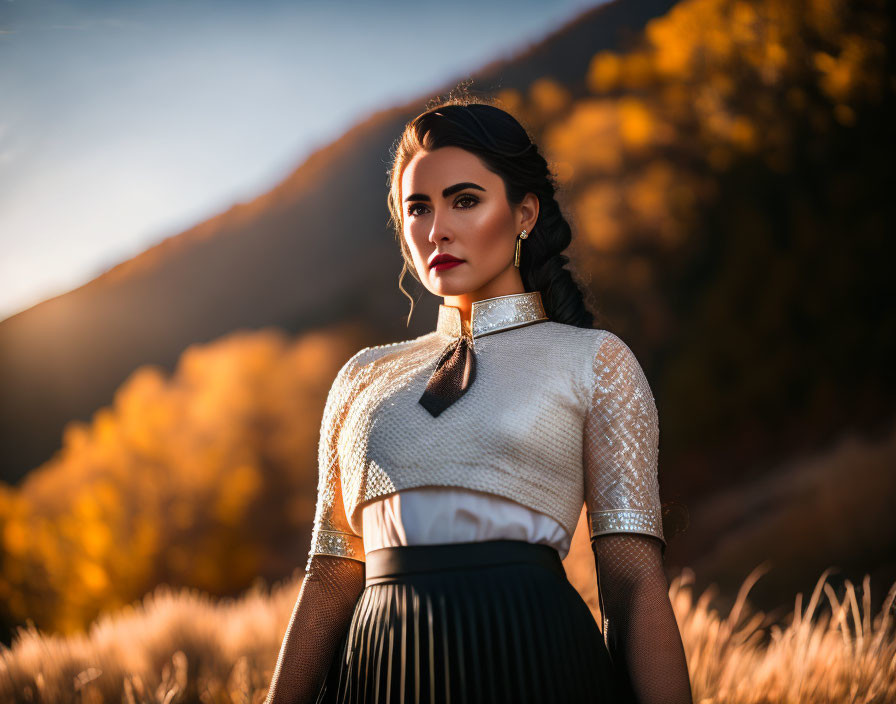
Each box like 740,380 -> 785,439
266,349 -> 369,703
582,331 -> 693,702
592,533 -> 692,704
265,555 -> 364,704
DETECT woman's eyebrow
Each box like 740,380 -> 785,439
405,182 -> 486,202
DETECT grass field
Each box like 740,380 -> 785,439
1,564 -> 893,703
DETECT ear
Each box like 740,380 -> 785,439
517,192 -> 539,234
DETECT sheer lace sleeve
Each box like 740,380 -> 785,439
591,535 -> 692,704
264,555 -> 364,704
306,352 -> 366,567
584,333 -> 692,704
264,352 -> 369,704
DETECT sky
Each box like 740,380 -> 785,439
0,0 -> 603,322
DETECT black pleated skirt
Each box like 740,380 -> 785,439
315,539 -> 623,704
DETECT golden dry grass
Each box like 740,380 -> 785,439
0,565 -> 892,703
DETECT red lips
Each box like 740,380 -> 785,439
429,253 -> 464,268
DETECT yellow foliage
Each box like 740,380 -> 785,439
617,96 -> 653,150
82,522 -> 112,560
75,489 -> 102,521
170,498 -> 194,530
529,77 -> 570,119
0,325 -> 362,634
3,518 -> 29,556
544,99 -> 622,173
93,408 -> 118,447
626,160 -> 676,224
215,464 -> 262,526
61,420 -> 90,455
833,103 -> 855,126
646,4 -> 699,77
494,88 -> 524,118
131,515 -> 158,563
807,0 -> 841,37
620,52 -> 654,89
586,51 -> 621,93
635,0 -> 886,136
551,159 -> 575,186
521,0 -> 889,272
729,115 -> 757,151
78,560 -> 109,594
575,183 -> 623,250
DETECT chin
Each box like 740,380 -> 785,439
426,272 -> 475,297
428,283 -> 467,298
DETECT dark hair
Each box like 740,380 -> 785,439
387,93 -> 595,329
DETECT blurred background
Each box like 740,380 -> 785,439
0,0 -> 893,651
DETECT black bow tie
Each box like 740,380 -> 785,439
418,333 -> 477,418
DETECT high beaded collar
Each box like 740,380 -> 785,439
435,291 -> 549,340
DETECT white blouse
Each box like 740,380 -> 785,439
361,486 -> 573,560
307,290 -> 665,568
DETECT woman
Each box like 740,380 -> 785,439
265,98 -> 692,704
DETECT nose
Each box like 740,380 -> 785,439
428,208 -> 454,245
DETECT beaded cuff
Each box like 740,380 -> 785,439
588,509 -> 665,544
308,528 -> 365,565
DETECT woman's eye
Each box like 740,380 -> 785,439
407,196 -> 476,218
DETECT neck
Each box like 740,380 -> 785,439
442,269 -> 526,329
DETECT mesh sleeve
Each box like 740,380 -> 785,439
583,332 -> 666,553
265,351 -> 374,702
264,555 -> 365,704
592,534 -> 692,704
307,352 -> 366,566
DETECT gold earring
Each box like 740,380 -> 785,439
514,229 -> 529,268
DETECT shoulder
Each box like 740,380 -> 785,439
334,332 -> 439,383
517,323 -> 634,401
540,323 -> 651,395
534,321 -> 635,367
583,329 -> 656,405
530,321 -> 618,346
590,329 -> 642,369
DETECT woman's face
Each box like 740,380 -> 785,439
401,146 -> 538,301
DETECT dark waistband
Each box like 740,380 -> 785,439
364,539 -> 564,586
